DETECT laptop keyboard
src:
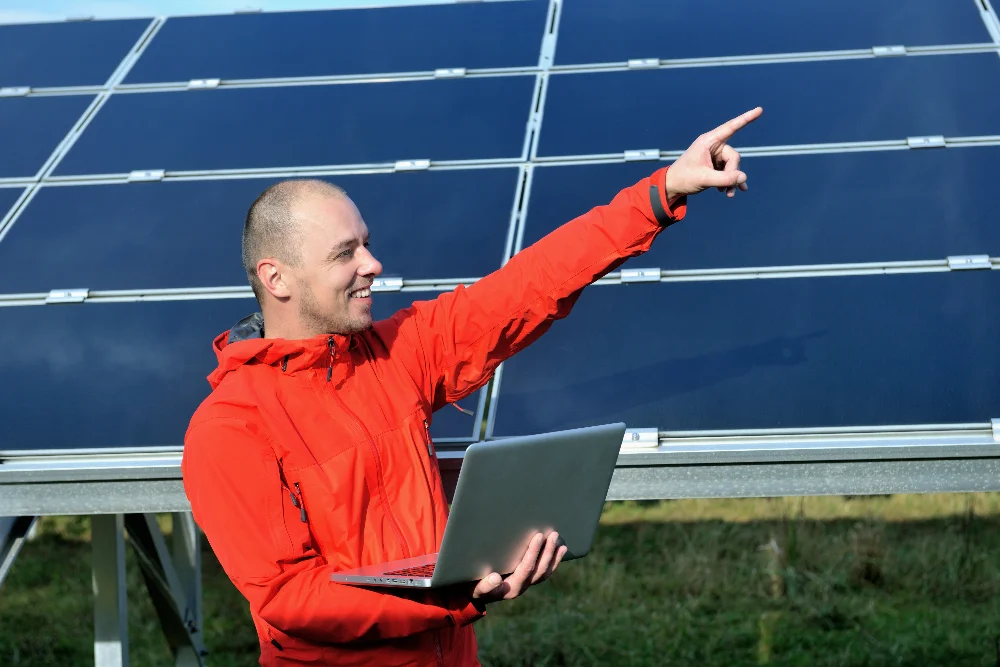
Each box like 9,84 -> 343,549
384,564 -> 436,578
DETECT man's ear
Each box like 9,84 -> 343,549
258,259 -> 291,299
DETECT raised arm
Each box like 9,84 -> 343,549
181,418 -> 482,647
380,108 -> 763,412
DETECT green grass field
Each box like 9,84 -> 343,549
2,494 -> 999,666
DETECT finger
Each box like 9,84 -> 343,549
698,167 -> 747,191
472,572 -> 504,599
531,532 -> 560,585
536,544 -> 569,584
707,106 -> 762,144
506,533 -> 544,595
716,145 -> 741,197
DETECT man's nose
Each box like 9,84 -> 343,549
359,247 -> 382,277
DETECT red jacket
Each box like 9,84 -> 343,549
181,167 -> 685,666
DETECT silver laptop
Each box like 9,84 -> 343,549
330,422 -> 626,589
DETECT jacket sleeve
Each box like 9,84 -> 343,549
379,165 -> 686,412
182,417 -> 483,645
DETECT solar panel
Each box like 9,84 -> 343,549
555,0 -> 992,65
2,0 -> 999,461
0,94 -> 94,179
0,298 -> 253,453
0,18 -> 150,88
538,52 -> 1000,156
124,2 -> 548,84
0,291 -> 480,453
54,76 -> 535,175
521,147 -> 1000,271
0,168 -> 518,293
490,272 -> 1000,437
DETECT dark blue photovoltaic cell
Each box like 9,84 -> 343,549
0,18 -> 150,88
0,299 -> 255,452
521,147 -> 1000,270
538,53 -> 1000,156
372,291 -> 484,441
55,77 -> 533,175
492,273 -> 1000,435
0,169 -> 518,293
126,2 -> 547,84
0,188 -> 23,223
0,95 -> 93,178
556,0 -> 991,65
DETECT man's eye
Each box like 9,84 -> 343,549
339,249 -> 352,259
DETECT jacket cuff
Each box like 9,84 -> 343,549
448,597 -> 485,627
648,166 -> 687,226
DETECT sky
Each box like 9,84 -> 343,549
0,0 -> 426,23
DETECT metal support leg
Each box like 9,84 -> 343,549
92,514 -> 129,667
124,514 -> 206,666
172,512 -> 204,667
0,516 -> 36,589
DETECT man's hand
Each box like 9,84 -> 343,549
665,107 -> 764,202
471,532 -> 566,606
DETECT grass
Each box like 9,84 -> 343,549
2,494 -> 999,666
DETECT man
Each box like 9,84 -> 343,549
182,107 -> 763,666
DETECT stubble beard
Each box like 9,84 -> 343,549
299,283 -> 371,336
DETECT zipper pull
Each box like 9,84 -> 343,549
326,337 -> 335,382
424,420 -> 434,458
292,483 -> 307,523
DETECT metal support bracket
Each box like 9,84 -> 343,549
187,79 -> 221,90
371,277 -> 404,292
621,268 -> 661,283
624,149 -> 660,161
622,428 -> 659,450
434,68 -> 467,78
907,135 -> 946,149
45,288 -> 90,304
872,45 -> 906,57
627,58 -> 660,69
124,513 -> 207,666
0,87 -> 30,98
947,254 -> 991,270
0,516 -> 36,590
128,169 -> 166,182
394,159 -> 431,172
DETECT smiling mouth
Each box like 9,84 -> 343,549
349,286 -> 372,299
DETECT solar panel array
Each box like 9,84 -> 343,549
1,0 -> 999,454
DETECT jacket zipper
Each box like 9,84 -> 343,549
434,632 -> 444,667
424,419 -> 435,459
289,482 -> 307,523
327,336 -> 411,559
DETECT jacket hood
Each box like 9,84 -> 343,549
208,312 -> 353,389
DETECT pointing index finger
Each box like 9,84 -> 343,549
709,107 -> 763,144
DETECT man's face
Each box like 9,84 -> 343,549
287,193 -> 383,336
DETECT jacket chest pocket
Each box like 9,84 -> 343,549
285,446 -> 373,570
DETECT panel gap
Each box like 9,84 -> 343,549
516,169 -> 529,214
533,78 -> 544,113
548,1 -> 559,34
